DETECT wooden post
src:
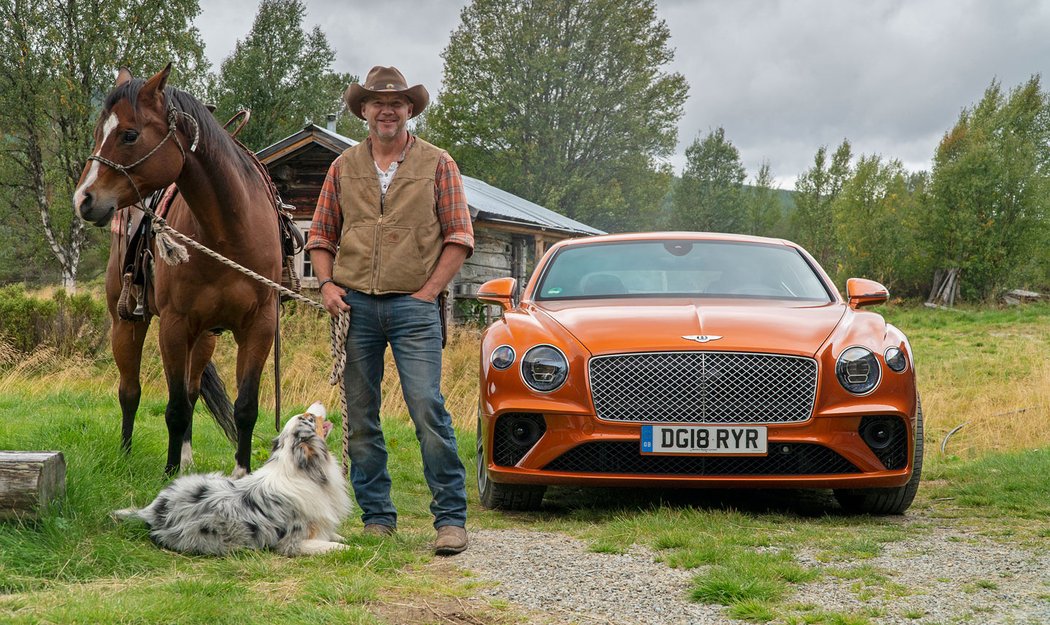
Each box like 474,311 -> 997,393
534,237 -> 546,266
0,451 -> 66,519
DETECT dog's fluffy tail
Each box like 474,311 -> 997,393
110,507 -> 140,523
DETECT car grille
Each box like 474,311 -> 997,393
543,442 -> 859,475
589,352 -> 817,424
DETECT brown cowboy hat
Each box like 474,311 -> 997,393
343,66 -> 429,120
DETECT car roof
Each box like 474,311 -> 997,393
552,231 -> 797,249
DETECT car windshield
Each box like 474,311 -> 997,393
535,239 -> 832,302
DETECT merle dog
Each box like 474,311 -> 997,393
113,403 -> 351,555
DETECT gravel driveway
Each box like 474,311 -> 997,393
453,514 -> 1050,625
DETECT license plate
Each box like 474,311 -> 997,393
640,425 -> 767,455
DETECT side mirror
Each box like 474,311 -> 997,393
477,277 -> 517,312
846,278 -> 889,309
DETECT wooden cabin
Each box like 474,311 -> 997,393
257,122 -> 603,321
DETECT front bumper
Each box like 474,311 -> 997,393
482,410 -> 916,490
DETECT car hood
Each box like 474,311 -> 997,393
533,298 -> 846,357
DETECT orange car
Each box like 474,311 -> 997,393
476,232 -> 921,514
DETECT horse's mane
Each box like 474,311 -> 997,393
103,79 -> 257,179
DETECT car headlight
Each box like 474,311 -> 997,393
521,345 -> 568,393
490,345 -> 515,370
836,346 -> 881,395
884,346 -> 907,372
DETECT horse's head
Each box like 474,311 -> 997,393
74,64 -> 191,227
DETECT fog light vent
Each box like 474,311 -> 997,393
493,413 -> 547,467
859,416 -> 908,470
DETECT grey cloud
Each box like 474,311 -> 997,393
197,0 -> 1050,188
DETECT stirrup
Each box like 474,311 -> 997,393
117,272 -> 145,321
117,273 -> 137,320
133,285 -> 145,317
280,256 -> 301,302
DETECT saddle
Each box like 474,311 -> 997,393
115,188 -> 172,321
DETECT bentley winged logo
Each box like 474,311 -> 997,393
682,334 -> 723,343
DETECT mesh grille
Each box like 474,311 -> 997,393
589,352 -> 817,424
861,416 -> 909,470
544,442 -> 859,475
492,413 -> 547,467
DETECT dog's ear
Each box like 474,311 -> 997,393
292,437 -> 330,485
295,440 -> 315,466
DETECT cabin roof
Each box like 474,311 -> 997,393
258,123 -> 604,237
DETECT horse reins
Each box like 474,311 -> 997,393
87,99 -> 351,442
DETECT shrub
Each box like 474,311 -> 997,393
0,285 -> 108,358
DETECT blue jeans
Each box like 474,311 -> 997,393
341,289 -> 467,529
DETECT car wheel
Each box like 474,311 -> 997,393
834,396 -> 924,515
476,415 -> 546,511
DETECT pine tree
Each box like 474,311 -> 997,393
670,128 -> 746,233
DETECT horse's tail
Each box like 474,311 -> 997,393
200,361 -> 237,444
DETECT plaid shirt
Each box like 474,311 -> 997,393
305,135 -> 474,256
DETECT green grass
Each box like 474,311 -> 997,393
690,550 -> 819,604
0,388 -> 947,625
0,387 -> 458,624
922,448 -> 1050,520
728,598 -> 777,622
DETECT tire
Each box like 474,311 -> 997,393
476,415 -> 546,511
835,397 -> 924,515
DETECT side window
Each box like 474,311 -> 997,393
295,221 -> 315,284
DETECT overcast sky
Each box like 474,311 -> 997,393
196,0 -> 1050,188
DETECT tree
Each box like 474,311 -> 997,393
670,127 -> 746,233
791,139 -> 852,267
832,155 -> 921,289
927,77 -> 1050,301
425,0 -> 687,232
743,160 -> 782,236
0,0 -> 208,290
209,0 -> 352,151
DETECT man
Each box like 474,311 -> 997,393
306,66 -> 473,556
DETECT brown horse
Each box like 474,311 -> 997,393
73,64 -> 281,476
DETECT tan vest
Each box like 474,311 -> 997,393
332,137 -> 444,294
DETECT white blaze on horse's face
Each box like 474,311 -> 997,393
73,112 -> 120,222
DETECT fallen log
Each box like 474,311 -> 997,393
1003,289 -> 1043,305
0,451 -> 66,520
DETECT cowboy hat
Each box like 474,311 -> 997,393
343,66 -> 429,120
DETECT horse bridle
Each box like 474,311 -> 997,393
86,103 -> 200,206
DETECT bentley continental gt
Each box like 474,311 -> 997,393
475,232 -> 922,515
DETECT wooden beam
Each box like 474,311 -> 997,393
476,221 -> 581,240
259,136 -> 320,165
0,451 -> 66,519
